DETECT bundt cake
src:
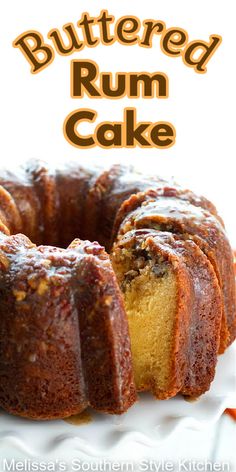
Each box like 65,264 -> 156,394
0,160 -> 235,420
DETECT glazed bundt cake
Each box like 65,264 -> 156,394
0,160 -> 235,420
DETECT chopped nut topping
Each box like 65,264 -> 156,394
13,289 -> 27,302
0,252 -> 10,270
123,270 -> 139,286
28,278 -> 37,289
104,295 -> 113,306
37,279 -> 49,296
28,353 -> 37,362
152,264 -> 168,277
40,341 -> 48,352
41,259 -> 52,268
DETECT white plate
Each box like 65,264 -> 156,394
0,343 -> 235,461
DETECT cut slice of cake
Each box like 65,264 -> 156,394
112,229 -> 222,399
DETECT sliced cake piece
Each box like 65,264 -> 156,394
115,193 -> 235,353
111,229 -> 222,398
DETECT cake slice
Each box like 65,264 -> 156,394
112,229 -> 222,398
115,193 -> 235,353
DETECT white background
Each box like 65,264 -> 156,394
0,0 -> 235,245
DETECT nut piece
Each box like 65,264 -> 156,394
0,251 -> 10,270
28,353 -> 37,363
104,295 -> 113,306
41,259 -> 52,268
13,289 -> 27,302
37,279 -> 49,296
